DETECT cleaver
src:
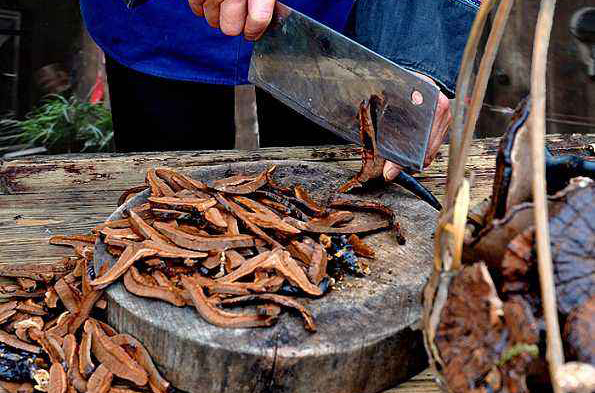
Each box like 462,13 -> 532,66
249,2 -> 441,172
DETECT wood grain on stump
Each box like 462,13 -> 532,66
94,160 -> 437,393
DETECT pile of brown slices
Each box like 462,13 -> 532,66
0,164 -> 404,392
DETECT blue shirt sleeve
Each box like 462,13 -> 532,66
347,0 -> 479,97
80,0 -> 354,85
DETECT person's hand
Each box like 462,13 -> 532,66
188,0 -> 276,41
383,72 -> 452,181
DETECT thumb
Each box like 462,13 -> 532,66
383,161 -> 402,182
244,0 -> 275,40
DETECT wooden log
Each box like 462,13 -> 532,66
95,161 -> 438,393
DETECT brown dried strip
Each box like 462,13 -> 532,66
233,196 -> 301,234
86,320 -> 149,386
204,207 -> 228,228
143,240 -> 207,259
45,312 -> 72,338
307,244 -> 328,285
148,196 -> 217,212
30,330 -> 65,364
309,211 -> 354,227
124,267 -> 186,307
16,278 -> 37,292
87,364 -> 113,393
16,300 -> 47,316
90,244 -> 158,288
50,234 -> 96,246
224,213 -> 240,236
337,96 -> 386,193
348,234 -> 376,258
62,334 -> 88,393
0,300 -> 17,314
99,227 -> 142,242
287,240 -> 315,264
330,197 -> 405,244
118,185 -> 149,207
154,168 -> 185,192
294,185 -> 326,216
14,316 -> 44,331
225,250 -> 246,272
215,194 -> 283,249
191,275 -> 267,296
109,389 -> 145,393
108,334 -> 170,393
128,210 -> 172,245
92,319 -> 119,337
69,288 -> 104,334
153,221 -> 256,251
181,276 -> 275,328
274,252 -> 322,296
217,251 -> 272,283
0,289 -> 46,300
0,259 -> 75,281
163,170 -> 209,192
103,237 -> 133,249
0,309 -> 17,324
202,252 -> 223,269
93,219 -> 132,234
146,169 -> 175,197
213,166 -> 273,194
213,173 -> 255,188
3,329 -> 37,354
54,278 -> 81,314
79,328 -> 96,378
48,363 -> 67,393
283,216 -> 390,235
221,294 -> 316,332
151,209 -> 189,221
44,288 -> 59,308
257,197 -> 292,216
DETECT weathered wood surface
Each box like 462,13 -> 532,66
0,133 -> 593,393
480,1 -> 595,137
95,161 -> 437,393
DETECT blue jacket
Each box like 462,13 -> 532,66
80,0 -> 479,95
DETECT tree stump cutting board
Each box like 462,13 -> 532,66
94,160 -> 438,393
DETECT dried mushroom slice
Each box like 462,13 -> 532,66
86,320 -> 148,386
212,167 -> 273,194
62,334 -> 87,393
153,221 -> 257,251
123,267 -> 186,307
48,363 -> 67,393
429,264 -> 538,393
107,334 -> 170,393
221,294 -> 316,332
0,330 -> 41,354
181,276 -> 276,329
338,96 -> 386,193
87,364 -> 113,393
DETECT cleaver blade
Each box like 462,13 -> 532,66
249,3 -> 440,171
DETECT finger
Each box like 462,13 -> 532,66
244,0 -> 275,40
220,0 -> 247,36
383,161 -> 403,182
188,0 -> 206,16
424,94 -> 452,168
203,0 -> 224,28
